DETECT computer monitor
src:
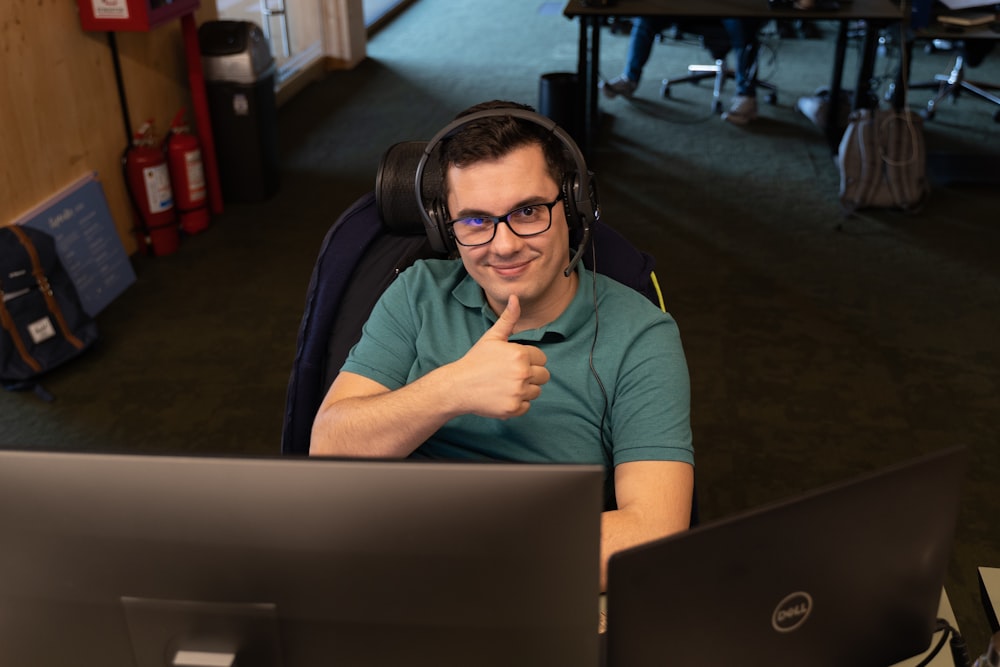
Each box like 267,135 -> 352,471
604,446 -> 967,667
0,450 -> 604,667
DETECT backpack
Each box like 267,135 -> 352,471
0,225 -> 99,397
837,108 -> 930,215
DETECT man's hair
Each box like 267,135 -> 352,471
438,100 -> 573,207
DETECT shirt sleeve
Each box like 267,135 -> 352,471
339,269 -> 420,391
608,315 -> 694,467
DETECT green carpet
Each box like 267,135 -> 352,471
3,0 -> 999,653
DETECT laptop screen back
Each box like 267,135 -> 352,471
606,446 -> 966,667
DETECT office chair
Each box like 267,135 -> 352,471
659,21 -> 778,114
909,41 -> 1000,122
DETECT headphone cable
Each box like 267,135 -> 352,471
587,235 -> 610,454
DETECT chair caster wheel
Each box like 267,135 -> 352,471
661,82 -> 672,98
765,92 -> 777,105
712,100 -> 723,114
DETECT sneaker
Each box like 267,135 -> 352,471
795,94 -> 828,129
600,75 -> 637,99
795,90 -> 853,132
722,95 -> 758,126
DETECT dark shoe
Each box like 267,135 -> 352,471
600,75 -> 638,99
722,96 -> 758,126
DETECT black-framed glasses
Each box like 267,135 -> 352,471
447,194 -> 564,247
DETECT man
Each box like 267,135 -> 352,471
310,101 -> 694,588
601,18 -> 764,126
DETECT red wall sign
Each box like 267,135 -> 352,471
76,0 -> 201,32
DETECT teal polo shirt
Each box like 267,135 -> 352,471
341,259 -> 693,505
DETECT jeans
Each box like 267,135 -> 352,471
623,17 -> 761,97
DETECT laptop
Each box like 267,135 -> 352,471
604,446 -> 967,667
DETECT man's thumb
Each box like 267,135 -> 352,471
488,294 -> 520,340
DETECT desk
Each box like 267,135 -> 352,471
562,0 -> 906,157
980,566 -> 1000,633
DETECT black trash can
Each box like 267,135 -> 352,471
538,72 -> 581,147
199,20 -> 280,204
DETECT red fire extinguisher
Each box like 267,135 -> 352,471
123,120 -> 179,256
164,108 -> 210,235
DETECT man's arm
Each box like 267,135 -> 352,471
310,295 -> 550,457
599,460 -> 694,591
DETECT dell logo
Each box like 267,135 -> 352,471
772,591 -> 813,633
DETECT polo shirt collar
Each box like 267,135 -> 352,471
452,263 -> 593,343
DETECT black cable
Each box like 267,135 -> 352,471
912,618 -> 972,667
106,32 -> 132,146
587,234 -> 610,454
915,622 -> 952,667
108,31 -> 153,253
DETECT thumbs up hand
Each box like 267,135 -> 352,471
451,295 -> 550,419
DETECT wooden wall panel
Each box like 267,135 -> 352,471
1,0 -> 217,254
1,0 -> 367,254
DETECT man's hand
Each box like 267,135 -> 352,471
452,295 -> 550,419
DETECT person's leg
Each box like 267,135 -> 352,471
624,17 -> 670,82
721,18 -> 761,125
602,17 -> 671,98
723,18 -> 761,97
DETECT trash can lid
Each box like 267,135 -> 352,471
199,20 -> 275,84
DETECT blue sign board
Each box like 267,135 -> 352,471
14,173 -> 136,317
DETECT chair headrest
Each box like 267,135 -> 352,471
375,141 -> 442,236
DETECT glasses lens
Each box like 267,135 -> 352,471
508,204 -> 552,235
452,217 -> 493,246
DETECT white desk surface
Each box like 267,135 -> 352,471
892,589 -> 959,667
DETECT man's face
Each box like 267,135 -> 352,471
445,143 -> 576,327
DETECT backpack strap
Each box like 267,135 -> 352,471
7,226 -> 86,350
0,279 -> 43,373
855,111 -> 884,210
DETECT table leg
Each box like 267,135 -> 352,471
854,21 -> 882,112
577,16 -> 601,158
826,19 -> 849,153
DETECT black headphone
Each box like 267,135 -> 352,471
412,108 -> 599,277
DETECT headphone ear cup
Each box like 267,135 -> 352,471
562,173 -> 581,229
424,198 -> 454,255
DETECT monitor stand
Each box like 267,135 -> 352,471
122,597 -> 282,667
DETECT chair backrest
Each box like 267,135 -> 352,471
281,192 -> 435,455
281,192 -> 664,455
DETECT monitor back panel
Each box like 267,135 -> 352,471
0,451 -> 604,667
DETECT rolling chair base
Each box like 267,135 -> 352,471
909,54 -> 1000,123
660,61 -> 778,114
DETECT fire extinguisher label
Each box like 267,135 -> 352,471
185,149 -> 207,202
142,164 -> 174,214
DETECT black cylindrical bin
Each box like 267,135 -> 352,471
199,20 -> 280,204
539,72 -> 581,147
